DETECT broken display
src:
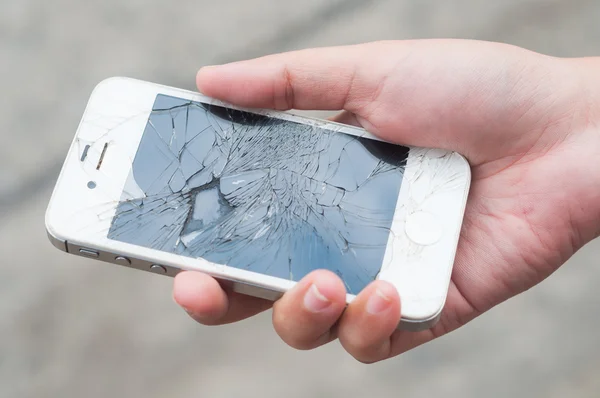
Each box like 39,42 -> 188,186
107,94 -> 409,294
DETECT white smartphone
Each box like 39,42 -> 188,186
45,77 -> 471,331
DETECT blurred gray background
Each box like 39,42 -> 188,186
2,0 -> 600,397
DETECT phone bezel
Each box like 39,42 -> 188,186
45,77 -> 471,328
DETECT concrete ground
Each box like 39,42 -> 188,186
2,0 -> 600,397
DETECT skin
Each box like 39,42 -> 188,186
172,39 -> 600,364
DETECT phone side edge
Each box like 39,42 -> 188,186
396,150 -> 472,330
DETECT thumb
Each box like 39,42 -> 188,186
196,40 -> 567,163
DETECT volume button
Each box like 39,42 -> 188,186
150,264 -> 167,274
115,256 -> 131,265
79,248 -> 99,258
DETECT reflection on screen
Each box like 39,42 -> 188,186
107,94 -> 409,294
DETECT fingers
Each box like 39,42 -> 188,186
197,43 -> 385,112
174,270 -> 409,363
173,271 -> 272,325
272,270 -> 403,361
338,281 -> 401,364
272,270 -> 346,350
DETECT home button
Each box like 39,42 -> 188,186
405,211 -> 443,246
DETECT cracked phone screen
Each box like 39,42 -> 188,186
107,94 -> 409,294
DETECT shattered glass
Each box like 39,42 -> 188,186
107,94 -> 409,294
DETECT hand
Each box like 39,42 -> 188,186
173,39 -> 600,363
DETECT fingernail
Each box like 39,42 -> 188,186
304,284 -> 331,313
366,288 -> 392,315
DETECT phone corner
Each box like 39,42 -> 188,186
454,151 -> 473,181
398,314 -> 442,332
44,203 -> 68,253
397,304 -> 444,332
91,76 -> 138,97
45,223 -> 68,253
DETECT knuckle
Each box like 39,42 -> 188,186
278,64 -> 295,110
